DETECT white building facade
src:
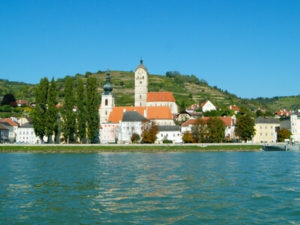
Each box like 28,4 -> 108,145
135,60 -> 148,107
156,126 -> 183,144
291,113 -> 300,142
16,124 -> 40,144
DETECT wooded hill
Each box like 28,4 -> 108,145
1,71 -> 300,112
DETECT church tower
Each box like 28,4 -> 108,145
135,59 -> 148,106
99,71 -> 115,124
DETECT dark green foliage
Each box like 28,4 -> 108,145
61,77 -> 76,143
277,128 -> 291,142
86,77 -> 99,143
207,117 -> 225,143
130,133 -> 140,143
32,78 -> 49,141
1,93 -> 16,107
235,115 -> 255,141
45,78 -> 58,143
182,131 -> 194,143
76,79 -> 87,143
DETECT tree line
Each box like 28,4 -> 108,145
31,76 -> 99,143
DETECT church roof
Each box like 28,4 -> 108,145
0,118 -> 18,126
135,59 -> 148,72
108,106 -> 173,123
147,92 -> 175,102
122,111 -> 147,122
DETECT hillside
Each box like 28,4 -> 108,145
1,72 -> 300,112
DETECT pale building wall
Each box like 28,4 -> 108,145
16,127 -> 40,144
99,94 -> 115,125
156,131 -> 182,144
118,121 -> 143,144
135,68 -> 148,107
253,123 -> 279,143
202,101 -> 216,112
100,123 -> 119,144
152,119 -> 175,126
291,114 -> 300,142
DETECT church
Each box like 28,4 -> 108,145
99,60 -> 178,143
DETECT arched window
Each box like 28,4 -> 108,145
140,95 -> 142,99
105,99 -> 108,106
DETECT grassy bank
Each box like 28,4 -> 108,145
0,144 -> 262,153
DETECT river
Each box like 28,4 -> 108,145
0,151 -> 299,224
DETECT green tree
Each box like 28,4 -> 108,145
131,133 -> 140,143
76,79 -> 87,143
32,77 -> 49,142
192,118 -> 209,143
45,78 -> 58,143
61,77 -> 76,143
1,93 -> 16,107
235,114 -> 255,142
277,128 -> 291,142
86,76 -> 100,143
207,117 -> 225,143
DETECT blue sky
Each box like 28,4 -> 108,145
0,0 -> 299,98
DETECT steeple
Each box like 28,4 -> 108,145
103,71 -> 113,95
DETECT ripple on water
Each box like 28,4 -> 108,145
0,152 -> 300,224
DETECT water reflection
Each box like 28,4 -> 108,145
0,152 -> 300,224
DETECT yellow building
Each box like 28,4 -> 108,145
253,117 -> 280,143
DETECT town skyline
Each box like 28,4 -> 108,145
1,0 -> 300,98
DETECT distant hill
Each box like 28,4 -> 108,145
1,72 -> 300,112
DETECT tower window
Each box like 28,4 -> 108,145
140,95 -> 142,99
105,99 -> 108,106
140,81 -> 142,84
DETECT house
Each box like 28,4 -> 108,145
290,112 -> 300,142
118,111 -> 148,144
0,118 -> 18,142
186,103 -> 200,114
16,100 -> 30,107
175,111 -> 192,123
100,123 -> 119,144
252,117 -> 280,144
275,109 -> 291,118
156,125 -> 182,144
0,124 -> 9,143
181,116 -> 236,140
17,117 -> 32,126
229,105 -> 240,114
16,123 -> 41,144
200,100 -> 216,112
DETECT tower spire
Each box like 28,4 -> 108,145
103,70 -> 113,95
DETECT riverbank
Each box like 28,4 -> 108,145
0,143 -> 262,153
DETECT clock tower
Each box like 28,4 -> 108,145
135,59 -> 148,106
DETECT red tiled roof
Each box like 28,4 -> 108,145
0,118 -> 18,126
182,116 -> 232,127
200,100 -> 208,107
108,106 -> 173,123
16,100 -> 30,105
230,105 -> 240,112
275,109 -> 291,116
147,92 -> 175,102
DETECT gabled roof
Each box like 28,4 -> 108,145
147,92 -> 175,102
255,117 -> 279,124
158,125 -> 181,132
200,100 -> 209,107
182,116 -> 233,127
0,124 -> 9,130
122,111 -> 147,122
182,118 -> 197,127
230,105 -> 240,112
108,106 -> 173,123
0,118 -> 18,126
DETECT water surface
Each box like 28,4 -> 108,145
0,152 -> 300,224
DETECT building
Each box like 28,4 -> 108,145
0,124 -> 9,143
16,123 -> 40,144
99,71 -> 115,124
134,60 -> 178,114
156,125 -> 182,144
118,111 -> 148,144
275,109 -> 291,118
290,112 -> 300,142
229,105 -> 240,114
135,60 -> 148,107
175,111 -> 192,123
200,100 -> 216,112
146,92 -> 178,114
16,100 -> 30,107
252,117 -> 280,144
100,123 -> 119,144
0,118 -> 18,142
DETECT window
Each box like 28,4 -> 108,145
140,95 -> 142,99
140,81 -> 142,84
105,99 -> 108,106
